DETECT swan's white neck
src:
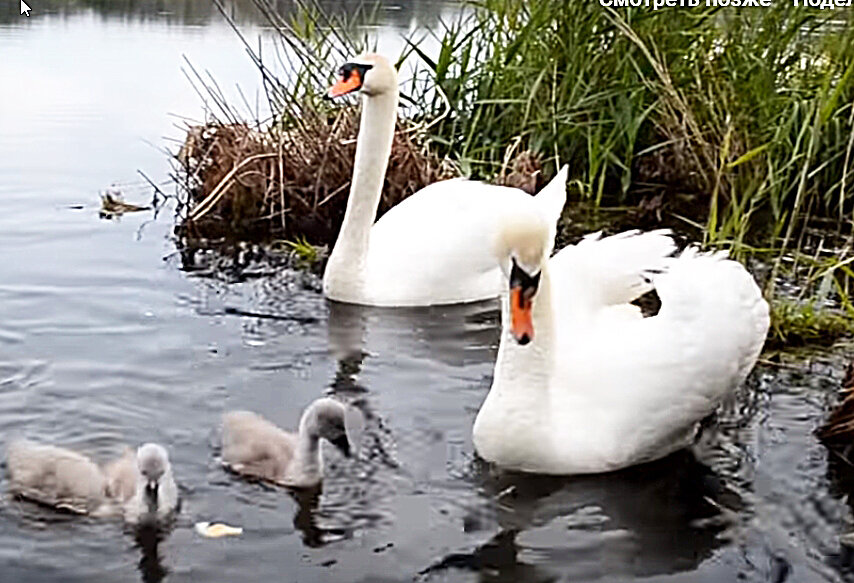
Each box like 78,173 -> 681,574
493,266 -> 556,394
324,90 -> 398,299
473,267 -> 557,469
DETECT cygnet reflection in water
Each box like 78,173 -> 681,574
134,522 -> 171,583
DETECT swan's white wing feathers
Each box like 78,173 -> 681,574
554,248 -> 769,470
364,181 -> 533,305
549,229 -> 675,312
653,247 -> 769,386
534,165 -> 568,249
365,170 -> 567,305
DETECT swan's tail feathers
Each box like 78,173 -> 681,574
535,165 -> 568,243
654,247 -> 770,383
555,229 -> 676,307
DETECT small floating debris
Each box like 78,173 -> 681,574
99,188 -> 150,219
194,521 -> 243,538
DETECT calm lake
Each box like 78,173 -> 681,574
0,1 -> 853,582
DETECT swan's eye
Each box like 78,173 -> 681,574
327,63 -> 373,99
510,259 -> 540,299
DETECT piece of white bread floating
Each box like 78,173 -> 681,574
222,397 -> 362,488
6,440 -> 179,524
195,521 -> 243,538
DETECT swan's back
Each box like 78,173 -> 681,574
552,245 -> 769,470
7,440 -> 108,514
222,411 -> 296,483
363,169 -> 567,305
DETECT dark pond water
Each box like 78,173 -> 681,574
1,2 -> 854,582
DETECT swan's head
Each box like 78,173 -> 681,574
325,53 -> 398,99
495,212 -> 550,345
301,397 -> 364,458
137,443 -> 171,504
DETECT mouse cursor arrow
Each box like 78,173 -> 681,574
21,1 -> 32,16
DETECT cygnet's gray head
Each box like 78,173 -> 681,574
300,398 -> 363,458
137,443 -> 170,504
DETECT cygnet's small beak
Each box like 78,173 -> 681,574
330,434 -> 351,457
145,481 -> 159,505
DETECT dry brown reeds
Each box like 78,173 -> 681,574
174,106 -> 455,244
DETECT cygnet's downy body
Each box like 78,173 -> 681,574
6,440 -> 179,524
222,397 -> 361,488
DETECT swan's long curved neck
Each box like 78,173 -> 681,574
494,266 -> 556,394
325,90 -> 398,292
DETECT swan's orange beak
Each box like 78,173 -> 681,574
509,259 -> 540,345
327,69 -> 363,99
510,286 -> 534,345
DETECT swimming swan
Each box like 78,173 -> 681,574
472,213 -> 770,474
222,397 -> 361,488
7,440 -> 178,523
322,53 -> 568,306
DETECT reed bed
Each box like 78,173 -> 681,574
174,112 -> 452,243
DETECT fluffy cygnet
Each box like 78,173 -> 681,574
105,443 -> 179,524
222,397 -> 361,488
6,440 -> 178,524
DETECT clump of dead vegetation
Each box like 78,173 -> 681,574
174,107 -> 454,244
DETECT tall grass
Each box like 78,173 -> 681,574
407,3 -> 853,251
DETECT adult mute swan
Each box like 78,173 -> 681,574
222,397 -> 362,488
7,440 -> 179,524
323,54 -> 567,306
472,213 -> 770,474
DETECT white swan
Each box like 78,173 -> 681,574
472,212 -> 770,474
222,397 -> 362,488
323,54 -> 567,306
7,440 -> 179,523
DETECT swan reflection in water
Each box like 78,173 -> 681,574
419,451 -> 737,582
326,299 -> 499,372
